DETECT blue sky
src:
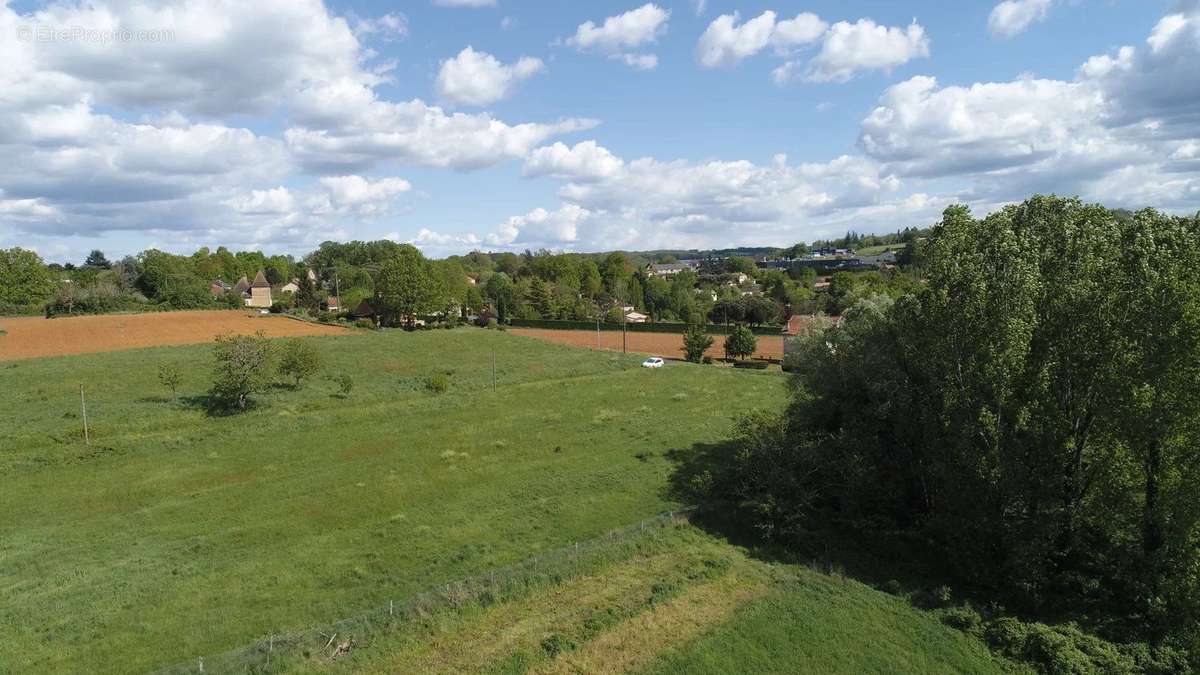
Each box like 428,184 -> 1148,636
0,0 -> 1196,262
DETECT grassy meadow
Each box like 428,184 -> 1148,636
310,524 -> 1025,675
0,328 -> 784,672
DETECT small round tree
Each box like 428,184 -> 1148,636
209,331 -> 274,411
682,324 -> 714,363
277,339 -> 323,388
157,363 -> 182,402
724,324 -> 757,361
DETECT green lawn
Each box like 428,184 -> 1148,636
263,524 -> 1023,674
855,243 -> 906,256
0,328 -> 785,673
641,564 -> 1026,675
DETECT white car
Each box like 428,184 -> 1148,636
641,357 -> 665,368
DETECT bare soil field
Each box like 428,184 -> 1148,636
0,310 -> 348,361
509,327 -> 784,361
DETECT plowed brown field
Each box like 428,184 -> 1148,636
508,327 -> 784,360
0,310 -> 348,361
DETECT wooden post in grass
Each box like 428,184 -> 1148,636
79,384 -> 90,447
198,656 -> 204,673
491,347 -> 497,392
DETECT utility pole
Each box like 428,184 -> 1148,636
79,384 -> 90,447
492,347 -> 497,392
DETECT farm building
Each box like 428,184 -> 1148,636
278,279 -> 300,295
247,270 -> 273,308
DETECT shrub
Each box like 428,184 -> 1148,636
733,360 -> 770,370
940,605 -> 983,636
427,373 -> 450,393
268,302 -> 284,314
724,323 -> 757,360
315,311 -> 335,323
277,339 -> 322,388
335,373 -> 354,397
701,355 -> 713,365
157,363 -> 182,402
682,324 -> 714,363
208,332 -> 274,411
354,318 -> 374,329
540,633 -> 575,658
486,317 -> 499,329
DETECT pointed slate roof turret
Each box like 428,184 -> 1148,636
251,270 -> 270,288
232,275 -> 251,295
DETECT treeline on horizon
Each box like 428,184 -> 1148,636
0,225 -> 929,324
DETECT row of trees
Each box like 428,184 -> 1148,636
698,197 -> 1200,665
4,235 -> 922,323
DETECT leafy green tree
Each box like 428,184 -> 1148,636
295,273 -> 321,313
682,325 -> 714,363
84,249 -> 111,269
374,244 -> 438,327
277,339 -> 323,388
726,256 -> 758,276
742,296 -> 779,327
701,196 -> 1200,656
0,247 -> 55,307
485,272 -> 515,323
724,324 -> 757,360
580,260 -> 602,298
157,363 -> 182,402
209,332 -> 274,411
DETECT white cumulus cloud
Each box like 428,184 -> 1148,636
564,3 -> 669,70
435,47 -> 545,106
988,0 -> 1053,38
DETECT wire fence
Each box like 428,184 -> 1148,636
156,508 -> 695,674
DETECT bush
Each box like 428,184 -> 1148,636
426,373 -> 450,393
682,324 -> 714,363
486,317 -> 499,329
733,360 -> 770,370
335,373 -> 354,397
268,302 -> 284,314
277,339 -> 322,388
209,332 -> 274,411
540,633 -> 575,658
354,318 -> 374,329
315,311 -> 335,323
940,605 -> 983,636
701,355 -> 714,365
724,323 -> 757,360
984,617 -> 1157,675
157,363 -> 182,402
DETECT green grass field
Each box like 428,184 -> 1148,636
0,328 -> 784,673
854,243 -> 906,256
269,525 -> 1024,674
0,325 -> 1022,674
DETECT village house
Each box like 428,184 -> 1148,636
645,260 -> 700,277
278,278 -> 300,295
247,270 -> 273,308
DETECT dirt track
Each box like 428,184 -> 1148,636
0,310 -> 348,361
508,328 -> 784,361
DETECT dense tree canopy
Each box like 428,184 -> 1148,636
704,196 -> 1200,661
0,247 -> 55,307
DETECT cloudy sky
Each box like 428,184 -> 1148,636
1,0 -> 1197,262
